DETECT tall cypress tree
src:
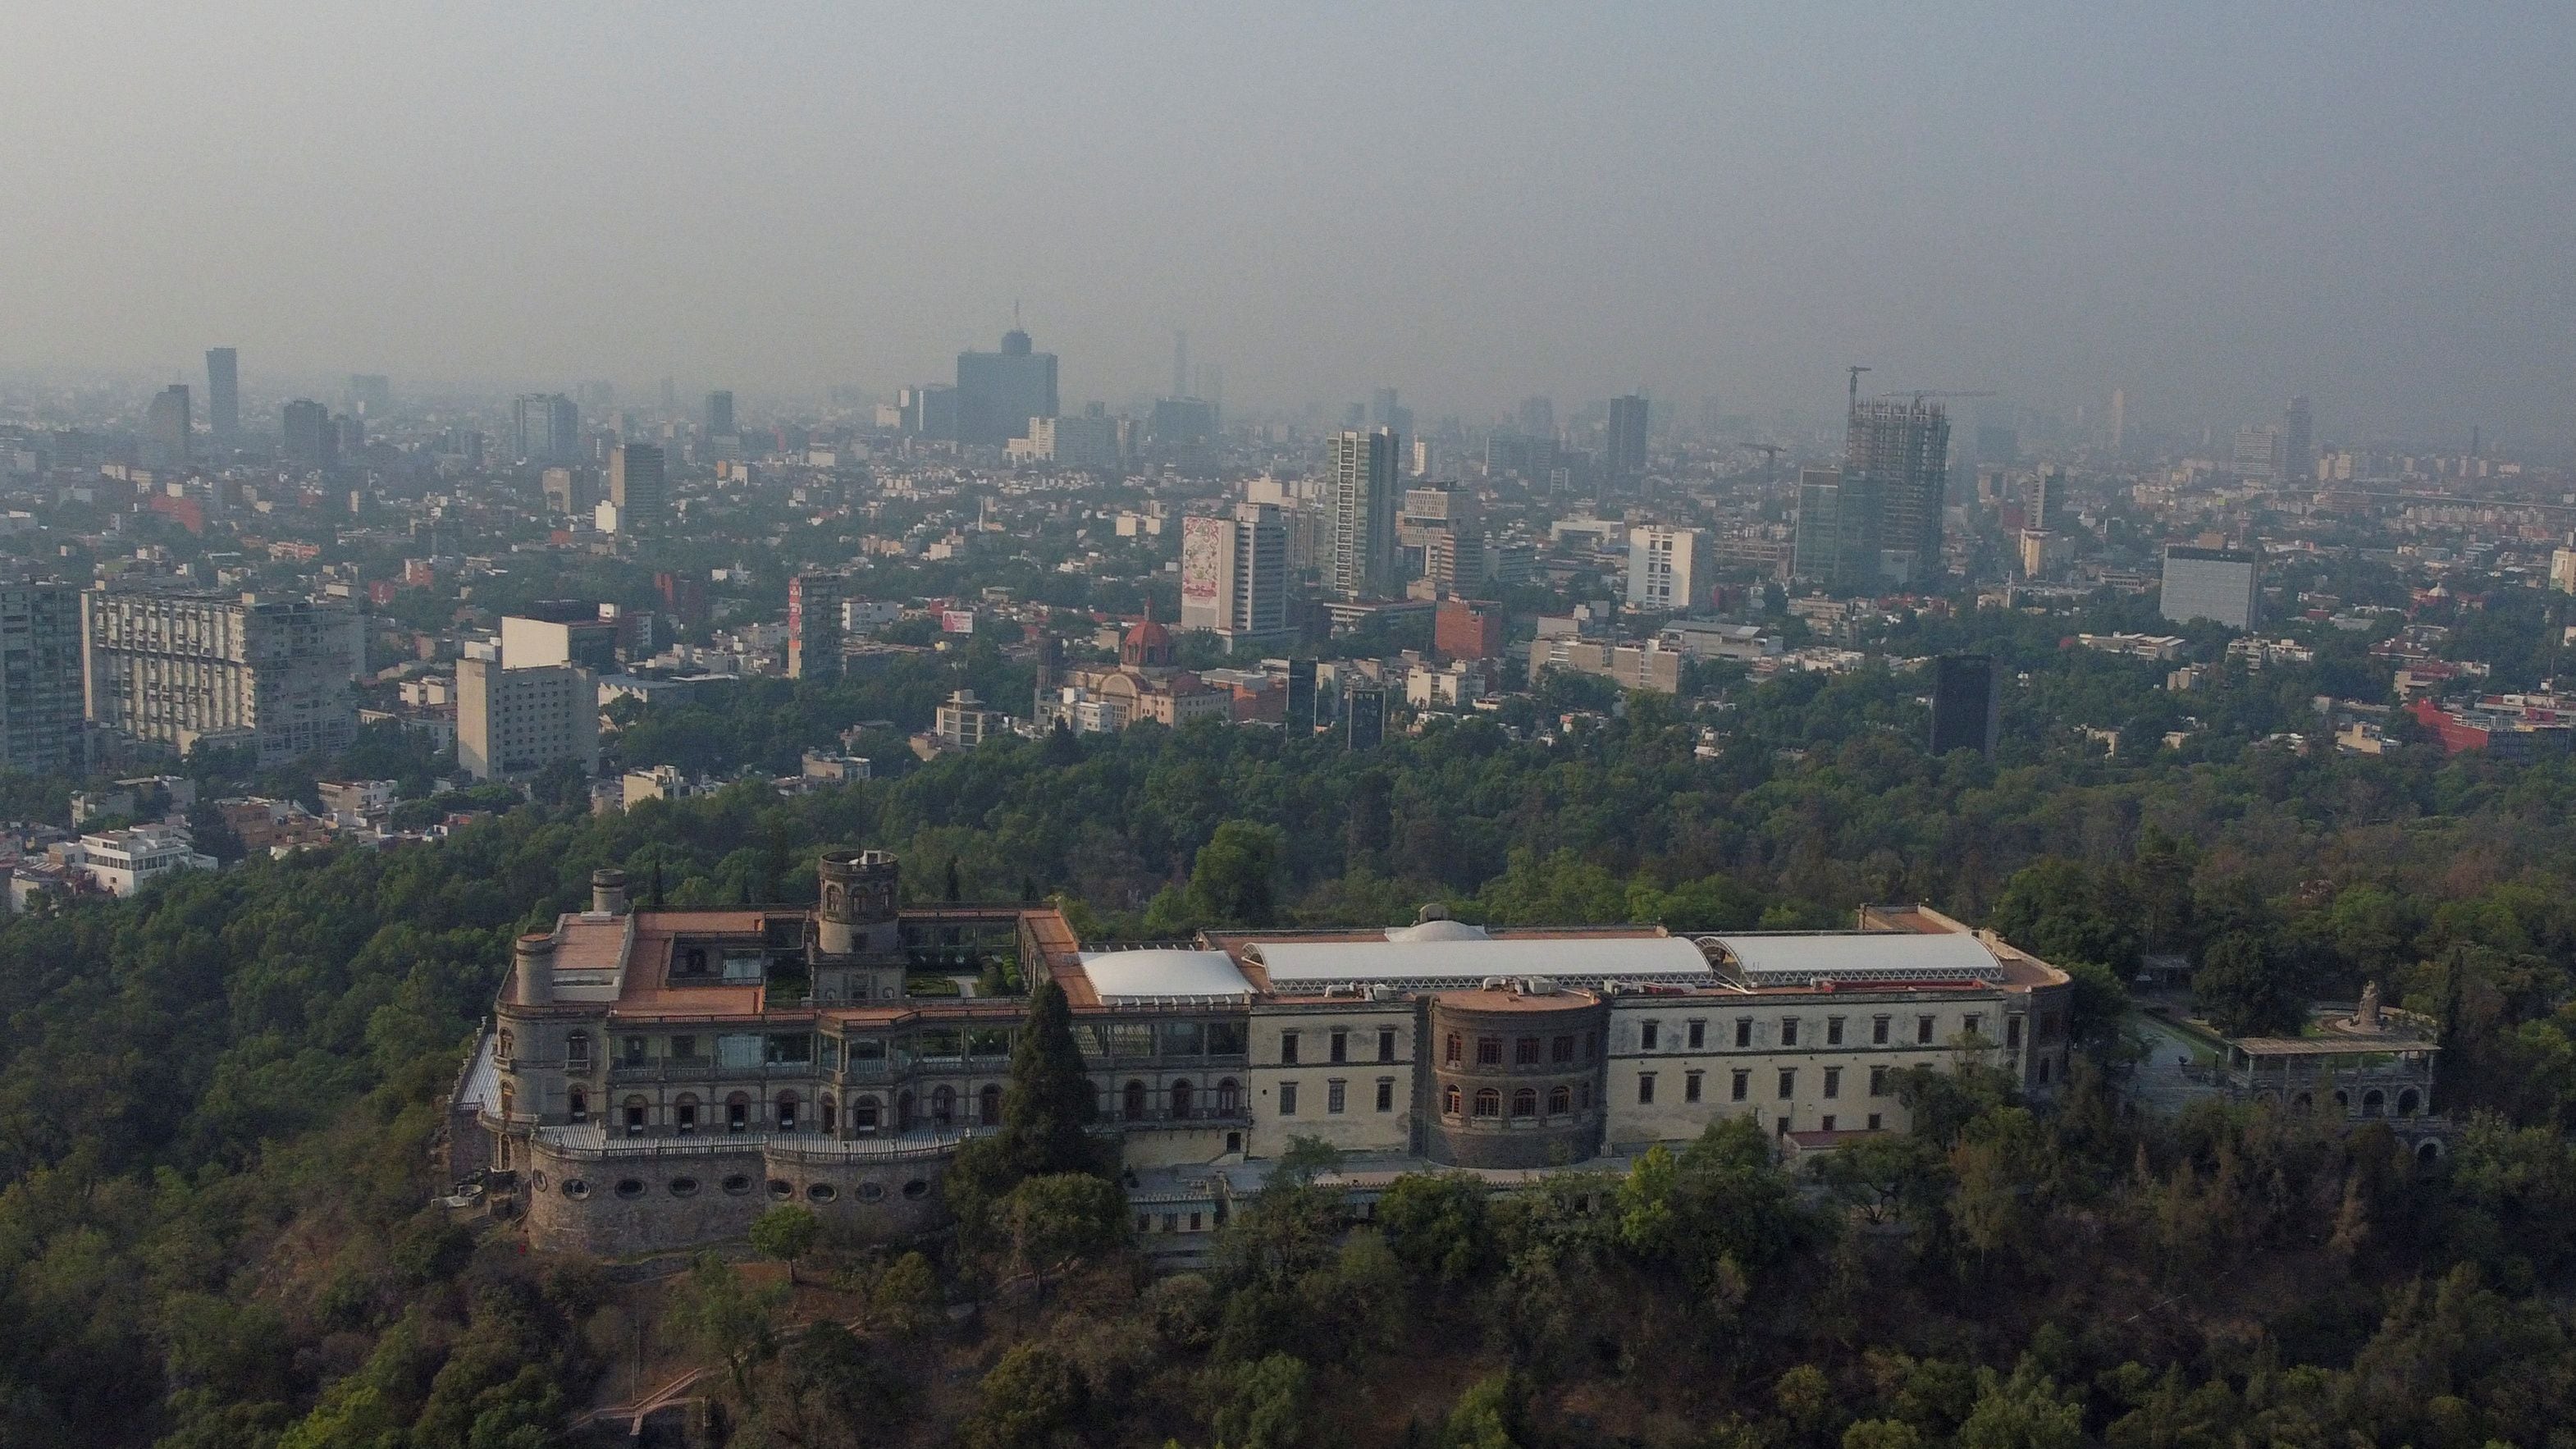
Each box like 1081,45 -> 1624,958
999,976 -> 1099,1178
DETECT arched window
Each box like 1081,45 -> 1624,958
775,1092 -> 799,1131
725,1093 -> 750,1132
2362,1090 -> 2385,1118
2397,1088 -> 2421,1118
1444,1083 -> 1463,1115
499,1084 -> 514,1121
623,1096 -> 649,1136
497,1030 -> 514,1059
1548,1085 -> 1570,1116
1473,1088 -> 1501,1118
852,1095 -> 881,1131
1125,1080 -> 1149,1120
1445,1033 -> 1462,1065
979,1083 -> 1003,1125
569,1088 -> 588,1122
821,1096 -> 837,1133
1512,1088 -> 1537,1118
2292,1091 -> 2313,1113
1216,1078 -> 1242,1114
674,1095 -> 700,1133
2334,1090 -> 2350,1112
1170,1080 -> 1194,1119
930,1085 -> 957,1124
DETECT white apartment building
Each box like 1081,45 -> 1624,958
1626,525 -> 1710,611
83,589 -> 363,765
62,825 -> 217,897
457,656 -> 598,781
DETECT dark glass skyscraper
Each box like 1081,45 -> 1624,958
1928,654 -> 2002,758
205,348 -> 238,441
955,328 -> 1058,446
1605,393 -> 1649,492
281,400 -> 335,469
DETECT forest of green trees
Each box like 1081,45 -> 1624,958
11,647 -> 2576,1443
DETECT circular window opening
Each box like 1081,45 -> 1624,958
669,1177 -> 699,1198
806,1183 -> 838,1203
767,1179 -> 793,1200
902,1179 -> 930,1200
562,1178 -> 590,1200
529,1172 -> 548,1191
614,1179 -> 646,1199
721,1174 -> 753,1195
856,1182 -> 885,1203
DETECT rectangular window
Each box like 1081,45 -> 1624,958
2006,1016 -> 2024,1049
1378,1028 -> 1396,1063
1823,1067 -> 1841,1099
1867,1113 -> 1883,1131
1478,1038 -> 1502,1065
1780,1017 -> 1799,1047
1642,1021 -> 1660,1050
1873,1015 -> 1891,1045
1776,1116 -> 1791,1136
1916,1015 -> 1935,1044
1551,1035 -> 1574,1064
1279,1081 -> 1299,1115
1376,1078 -> 1394,1112
1638,1073 -> 1656,1105
1330,1030 -> 1347,1064
1735,1017 -> 1753,1048
1687,1020 -> 1706,1049
1963,1014 -> 1984,1041
1778,1068 -> 1797,1099
1327,1079 -> 1346,1114
1826,1017 -> 1845,1046
1208,1021 -> 1249,1055
1281,1031 -> 1300,1065
1515,1037 -> 1540,1065
1870,1065 -> 1889,1096
1685,1071 -> 1703,1104
1821,1114 -> 1836,1133
1161,1021 -> 1204,1057
623,1035 -> 646,1065
669,1035 -> 697,1060
1731,1068 -> 1749,1101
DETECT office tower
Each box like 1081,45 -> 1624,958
205,349 -> 239,442
610,444 -> 667,525
1434,599 -> 1505,662
2282,397 -> 2313,483
1345,684 -> 1386,750
955,327 -> 1059,446
1017,414 -> 1121,469
706,391 -> 736,438
1172,331 -> 1189,401
2233,424 -> 2282,481
2160,546 -> 2261,630
1286,660 -> 1318,733
1928,654 -> 2003,758
1179,505 -> 1291,651
540,467 -> 597,516
1326,428 -> 1400,601
336,414 -> 366,458
349,375 -> 392,414
2108,388 -> 2126,452
787,571 -> 843,680
281,400 -> 335,469
501,607 -> 618,674
1845,398 -> 1950,585
144,386 -> 191,467
83,588 -> 363,765
1605,394 -> 1650,491
902,384 -> 959,441
2028,468 -> 2067,533
1625,525 -> 1708,611
1518,396 -> 1555,441
1370,388 -> 1414,441
1198,364 -> 1222,413
1148,397 -> 1217,446
1793,466 -> 1881,589
458,654 -> 597,781
514,393 -> 580,462
0,584 -> 89,775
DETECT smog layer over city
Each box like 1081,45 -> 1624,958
3,8 -> 2575,1449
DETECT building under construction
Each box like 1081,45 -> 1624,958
1843,398 -> 1952,586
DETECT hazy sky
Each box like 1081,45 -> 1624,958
7,4 -> 2573,441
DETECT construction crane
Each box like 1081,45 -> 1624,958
1846,365 -> 1872,414
1879,389 -> 1998,405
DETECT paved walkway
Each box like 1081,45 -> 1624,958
2126,1012 -> 2226,1116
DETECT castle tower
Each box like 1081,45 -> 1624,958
818,848 -> 901,957
514,932 -> 557,1007
591,867 -> 629,916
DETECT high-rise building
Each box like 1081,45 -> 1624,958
1518,396 -> 1555,441
1928,654 -> 2003,758
501,608 -> 619,674
205,349 -> 239,442
1286,659 -> 1318,733
144,386 -> 191,467
2160,546 -> 2261,631
1326,428 -> 1400,601
1172,331 -> 1189,401
1793,466 -> 1882,590
2232,424 -> 2282,481
1433,599 -> 1504,663
281,400 -> 335,469
1625,525 -> 1708,611
1605,394 -> 1650,491
2282,397 -> 2313,484
2028,468 -> 2067,533
83,588 -> 363,765
1178,505 -> 1292,651
706,391 -> 735,438
610,444 -> 667,525
540,467 -> 598,516
1369,388 -> 1414,442
514,393 -> 580,462
1345,683 -> 1386,751
1844,399 -> 1950,585
0,584 -> 88,776
458,655 -> 597,781
955,327 -> 1058,446
2108,388 -> 2126,452
901,385 -> 959,441
787,572 -> 843,680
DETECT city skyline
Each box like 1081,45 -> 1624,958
3,7 -> 2572,439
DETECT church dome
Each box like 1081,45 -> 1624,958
1121,616 -> 1175,668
